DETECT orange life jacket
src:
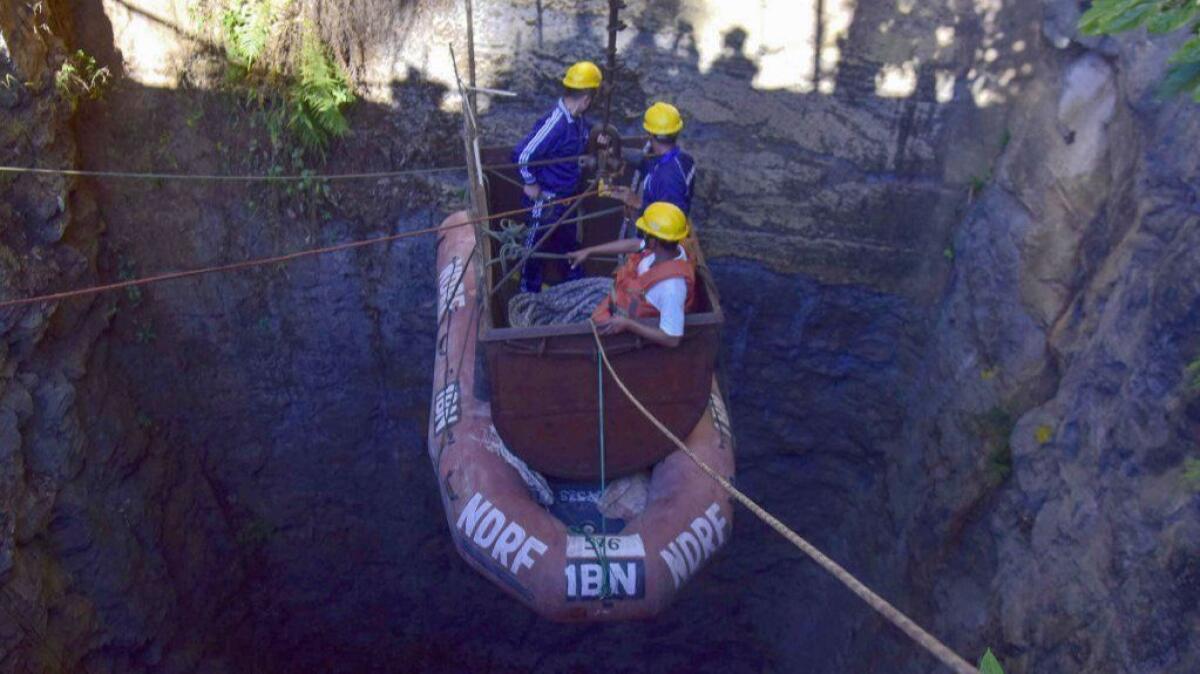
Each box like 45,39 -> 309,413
592,251 -> 697,322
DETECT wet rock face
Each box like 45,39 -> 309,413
2,0 -> 1200,672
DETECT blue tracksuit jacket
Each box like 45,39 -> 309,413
511,99 -> 592,196
638,146 -> 696,216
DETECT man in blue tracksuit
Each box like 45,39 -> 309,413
609,102 -> 696,230
512,61 -> 602,293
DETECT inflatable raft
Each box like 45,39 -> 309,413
427,205 -> 737,620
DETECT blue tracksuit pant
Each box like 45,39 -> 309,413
520,191 -> 583,293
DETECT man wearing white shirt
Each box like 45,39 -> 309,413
507,202 -> 696,346
571,201 -> 695,348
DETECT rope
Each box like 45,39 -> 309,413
594,348 -> 612,598
486,186 -> 598,297
586,321 -> 980,674
0,155 -> 588,183
0,194 -> 584,309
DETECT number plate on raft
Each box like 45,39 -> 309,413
565,534 -> 646,601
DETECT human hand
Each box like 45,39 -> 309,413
598,316 -> 632,335
522,183 -> 542,200
609,186 -> 638,208
567,249 -> 590,268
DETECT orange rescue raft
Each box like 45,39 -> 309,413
427,212 -> 736,620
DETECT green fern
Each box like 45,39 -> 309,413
1079,0 -> 1200,101
287,29 -> 355,153
220,0 -> 273,66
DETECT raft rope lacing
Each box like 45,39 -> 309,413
587,321 -> 981,674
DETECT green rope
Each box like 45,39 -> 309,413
594,349 -> 612,599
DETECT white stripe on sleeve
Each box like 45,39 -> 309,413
518,109 -> 562,185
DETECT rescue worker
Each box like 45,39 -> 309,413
607,102 -> 696,221
512,60 -> 603,293
567,201 -> 695,348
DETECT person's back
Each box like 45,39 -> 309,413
638,145 -> 695,218
609,102 -> 697,234
511,61 -> 601,293
511,99 -> 591,198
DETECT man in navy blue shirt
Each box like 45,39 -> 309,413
609,102 -> 696,226
511,61 -> 602,293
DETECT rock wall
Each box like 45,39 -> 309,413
0,4 -> 255,671
0,0 -> 1197,672
892,13 -> 1200,670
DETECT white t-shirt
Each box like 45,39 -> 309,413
636,244 -> 688,337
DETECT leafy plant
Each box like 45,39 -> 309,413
988,444 -> 1013,483
220,0 -> 274,66
1080,0 -> 1200,101
286,27 -> 355,154
135,321 -> 157,344
55,50 -> 111,110
1187,356 -> 1200,392
977,406 -> 1016,484
211,2 -> 355,160
1184,457 -> 1200,492
969,172 -> 991,196
118,257 -> 143,306
979,648 -> 1006,674
186,107 -> 205,129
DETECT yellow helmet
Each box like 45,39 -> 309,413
635,202 -> 689,242
562,61 -> 603,90
643,102 -> 684,136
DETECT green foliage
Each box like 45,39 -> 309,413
1080,0 -> 1200,101
286,27 -> 355,154
988,444 -> 1013,483
118,258 -> 143,307
135,321 -> 157,344
210,1 -> 354,159
968,172 -> 992,198
1187,356 -> 1200,392
1184,457 -> 1200,492
186,107 -> 205,129
220,0 -> 274,66
55,50 -> 111,110
236,518 -> 274,549
977,406 -> 1016,484
980,406 -> 1015,440
979,648 -> 1006,674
